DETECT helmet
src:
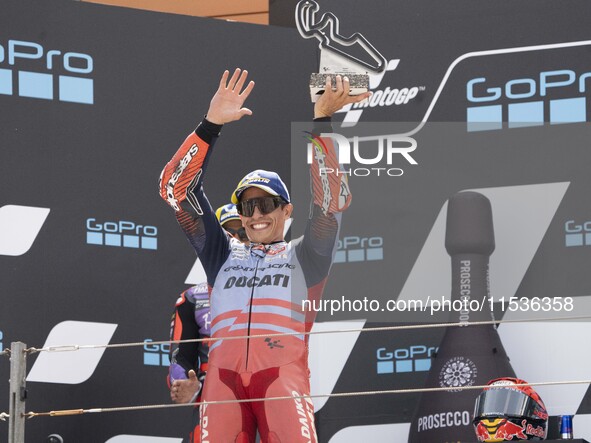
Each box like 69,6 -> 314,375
473,377 -> 548,441
215,203 -> 248,243
215,203 -> 240,227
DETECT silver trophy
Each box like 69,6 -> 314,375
296,0 -> 387,102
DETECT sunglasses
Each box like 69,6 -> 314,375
236,196 -> 285,217
225,226 -> 249,242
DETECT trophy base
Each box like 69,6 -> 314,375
309,73 -> 369,102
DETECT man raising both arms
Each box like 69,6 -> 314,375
159,68 -> 369,442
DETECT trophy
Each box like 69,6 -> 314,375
295,0 -> 387,102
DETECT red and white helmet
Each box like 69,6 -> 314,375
473,377 -> 548,441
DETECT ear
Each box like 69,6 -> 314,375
283,203 -> 293,219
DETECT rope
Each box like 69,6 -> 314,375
0,348 -> 10,357
25,314 -> 591,355
23,379 -> 591,419
0,412 -> 9,421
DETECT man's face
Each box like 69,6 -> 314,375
239,187 -> 292,244
223,219 -> 249,245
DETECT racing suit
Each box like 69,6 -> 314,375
169,282 -> 211,442
159,118 -> 350,443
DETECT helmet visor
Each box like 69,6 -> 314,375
474,388 -> 538,421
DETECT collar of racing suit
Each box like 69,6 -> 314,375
249,241 -> 288,258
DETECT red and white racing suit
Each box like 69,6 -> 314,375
159,118 -> 350,442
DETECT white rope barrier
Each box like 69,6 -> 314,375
25,314 -> 591,355
23,379 -> 591,419
10,315 -> 591,423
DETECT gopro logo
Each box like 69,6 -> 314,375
466,69 -> 590,131
0,39 -> 94,104
143,339 -> 170,367
86,218 -> 158,250
335,235 -> 384,263
377,345 -> 438,374
565,219 -> 591,247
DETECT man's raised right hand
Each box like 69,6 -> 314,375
206,68 -> 255,125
